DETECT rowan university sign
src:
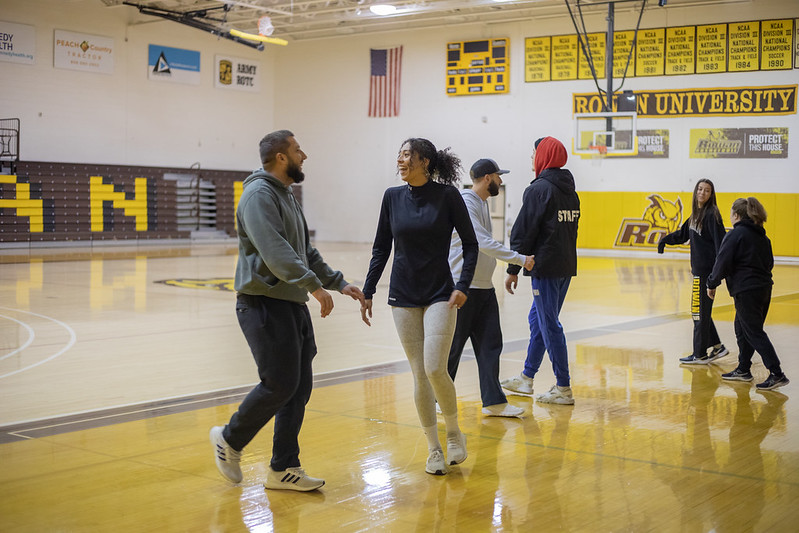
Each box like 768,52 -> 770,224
574,84 -> 797,117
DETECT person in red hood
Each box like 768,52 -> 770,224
501,136 -> 580,405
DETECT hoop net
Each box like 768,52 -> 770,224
258,16 -> 274,36
588,144 -> 608,157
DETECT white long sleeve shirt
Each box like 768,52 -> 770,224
449,188 -> 525,289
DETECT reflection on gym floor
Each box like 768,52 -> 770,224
1,243 -> 797,531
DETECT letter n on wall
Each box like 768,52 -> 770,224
89,176 -> 156,232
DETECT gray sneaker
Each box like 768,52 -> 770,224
536,385 -> 575,405
501,374 -> 534,395
265,467 -> 325,491
446,432 -> 467,465
425,449 -> 447,475
210,426 -> 242,483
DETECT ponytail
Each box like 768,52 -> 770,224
731,197 -> 767,226
400,138 -> 462,186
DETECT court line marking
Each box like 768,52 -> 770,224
0,314 -> 35,361
0,307 -> 77,380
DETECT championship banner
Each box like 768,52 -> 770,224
573,85 -> 797,117
689,127 -> 788,158
214,55 -> 260,92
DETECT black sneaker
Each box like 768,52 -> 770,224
756,373 -> 790,391
706,344 -> 729,362
680,354 -> 710,365
721,368 -> 753,382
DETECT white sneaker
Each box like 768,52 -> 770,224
501,374 -> 534,395
265,466 -> 325,491
482,403 -> 524,418
210,426 -> 243,483
536,385 -> 574,405
446,432 -> 467,465
425,449 -> 447,475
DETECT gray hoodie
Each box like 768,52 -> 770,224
234,169 -> 347,302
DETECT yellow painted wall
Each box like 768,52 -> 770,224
577,191 -> 798,257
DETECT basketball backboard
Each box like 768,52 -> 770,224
573,111 -> 638,157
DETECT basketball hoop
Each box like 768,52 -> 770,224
588,144 -> 608,157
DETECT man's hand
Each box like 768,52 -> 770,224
707,287 -> 716,300
341,284 -> 365,306
448,289 -> 467,310
311,287 -> 334,318
523,255 -> 535,271
361,299 -> 373,326
505,274 -> 518,295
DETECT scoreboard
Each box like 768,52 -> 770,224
446,38 -> 510,96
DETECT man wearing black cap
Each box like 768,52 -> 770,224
448,158 -> 535,417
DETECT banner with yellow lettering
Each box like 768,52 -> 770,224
573,85 -> 797,117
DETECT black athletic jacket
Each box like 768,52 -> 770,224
507,167 -> 580,278
658,207 -> 726,277
707,219 -> 773,297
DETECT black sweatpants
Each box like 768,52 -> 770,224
224,293 -> 317,471
732,286 -> 783,375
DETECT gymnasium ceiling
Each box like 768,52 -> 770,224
101,0 -> 734,43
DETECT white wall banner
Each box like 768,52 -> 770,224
0,21 -> 36,65
54,30 -> 114,74
214,54 -> 261,92
148,44 -> 201,85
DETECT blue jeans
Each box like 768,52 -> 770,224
523,277 -> 571,387
224,293 -> 317,471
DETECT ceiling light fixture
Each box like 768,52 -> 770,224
370,4 -> 397,16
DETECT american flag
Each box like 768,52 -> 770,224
369,46 -> 403,117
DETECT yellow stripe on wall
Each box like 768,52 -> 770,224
577,191 -> 798,257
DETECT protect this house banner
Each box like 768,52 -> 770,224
690,128 -> 788,158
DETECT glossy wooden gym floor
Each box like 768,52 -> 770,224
1,242 -> 797,532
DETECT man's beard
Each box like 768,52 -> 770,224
287,160 -> 305,183
488,180 -> 500,197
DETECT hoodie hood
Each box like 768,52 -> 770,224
534,136 -> 568,178
243,168 -> 287,189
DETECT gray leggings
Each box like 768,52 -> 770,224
392,301 -> 458,427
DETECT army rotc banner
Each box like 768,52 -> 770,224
690,127 -> 788,158
214,55 -> 260,92
573,85 -> 797,117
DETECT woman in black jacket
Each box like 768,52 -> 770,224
658,179 -> 728,364
707,197 -> 789,391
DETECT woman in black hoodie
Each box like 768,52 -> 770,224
707,197 -> 789,391
658,179 -> 728,364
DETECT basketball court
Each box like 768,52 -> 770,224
1,242 -> 797,531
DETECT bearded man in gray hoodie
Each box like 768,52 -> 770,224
210,130 -> 364,491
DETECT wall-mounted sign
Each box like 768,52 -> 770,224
148,44 -> 200,85
525,37 -> 551,82
0,21 -> 35,65
689,127 -> 788,158
573,85 -> 797,117
214,55 -> 260,92
54,30 -> 114,74
527,18 -> 795,82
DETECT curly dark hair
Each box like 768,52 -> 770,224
399,137 -> 462,186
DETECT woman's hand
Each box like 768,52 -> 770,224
361,299 -> 373,326
448,290 -> 467,310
